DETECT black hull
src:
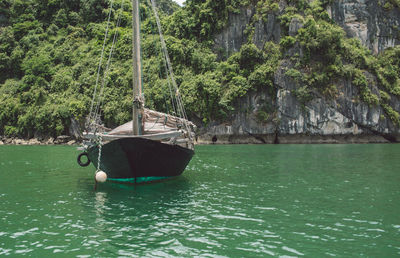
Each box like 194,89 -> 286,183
87,138 -> 194,180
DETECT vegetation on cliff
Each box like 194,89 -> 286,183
0,0 -> 399,138
279,0 -> 400,126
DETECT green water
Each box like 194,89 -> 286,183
0,144 -> 399,257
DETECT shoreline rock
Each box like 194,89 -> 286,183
0,136 -> 81,146
196,133 -> 395,144
0,133 -> 397,146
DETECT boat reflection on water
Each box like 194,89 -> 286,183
94,191 -> 108,220
90,176 -> 193,226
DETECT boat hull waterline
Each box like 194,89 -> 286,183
87,138 -> 194,183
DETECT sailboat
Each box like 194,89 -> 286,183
77,0 -> 195,184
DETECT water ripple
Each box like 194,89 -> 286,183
1,145 -> 400,256
211,214 -> 264,223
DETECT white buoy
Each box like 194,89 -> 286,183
95,171 -> 107,183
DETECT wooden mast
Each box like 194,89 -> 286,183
132,0 -> 143,135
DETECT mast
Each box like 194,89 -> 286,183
132,0 -> 143,135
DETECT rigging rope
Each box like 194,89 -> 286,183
88,1 -> 125,134
166,74 -> 177,117
149,19 -> 174,118
147,0 -> 192,139
87,0 -> 115,131
93,1 -> 125,128
87,0 -> 193,143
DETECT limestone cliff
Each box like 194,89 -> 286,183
329,0 -> 400,54
199,0 -> 400,144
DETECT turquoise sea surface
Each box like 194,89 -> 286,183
0,144 -> 399,256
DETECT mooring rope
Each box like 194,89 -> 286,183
94,135 -> 103,191
96,135 -> 103,172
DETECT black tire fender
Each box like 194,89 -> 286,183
77,152 -> 91,167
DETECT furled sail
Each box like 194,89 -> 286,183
108,108 -> 195,136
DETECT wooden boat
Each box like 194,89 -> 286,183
77,0 -> 195,184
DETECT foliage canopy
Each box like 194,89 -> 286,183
0,0 -> 399,138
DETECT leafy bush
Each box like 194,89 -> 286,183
382,104 -> 400,126
294,85 -> 313,104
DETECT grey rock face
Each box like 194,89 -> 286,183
214,7 -> 254,57
200,60 -> 400,143
200,0 -> 400,143
69,117 -> 82,139
275,62 -> 398,139
253,13 -> 282,49
215,0 -> 400,55
288,17 -> 304,37
329,0 -> 400,53
214,6 -> 281,58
